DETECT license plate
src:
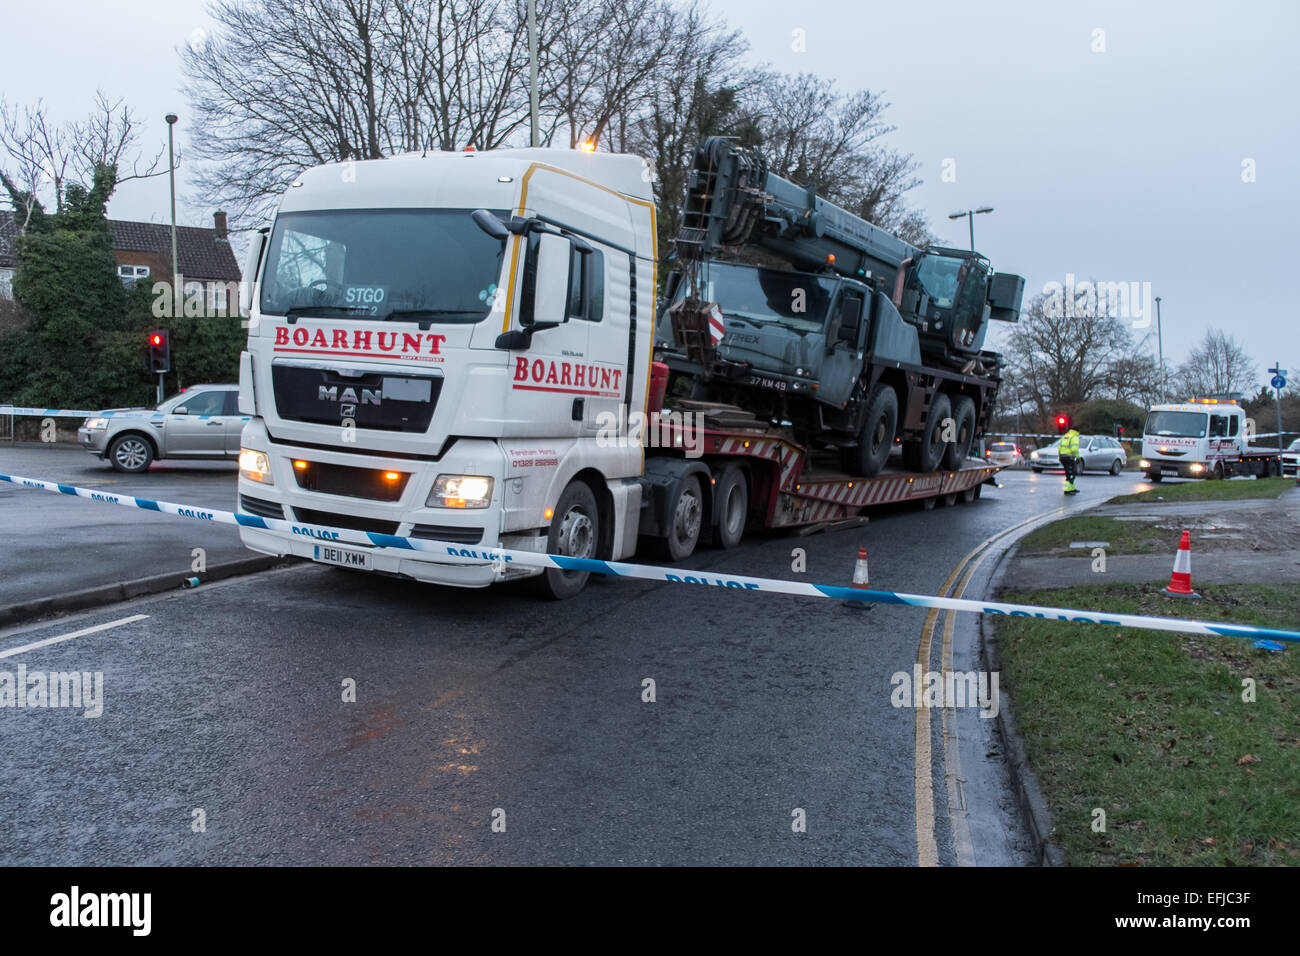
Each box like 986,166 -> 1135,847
314,544 -> 372,569
746,374 -> 787,391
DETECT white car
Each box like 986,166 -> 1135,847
985,441 -> 1025,467
1283,438 -> 1300,477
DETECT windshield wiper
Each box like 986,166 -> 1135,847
282,305 -> 373,323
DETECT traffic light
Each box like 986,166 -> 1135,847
1114,423 -> 1126,438
148,330 -> 171,373
1055,414 -> 1070,434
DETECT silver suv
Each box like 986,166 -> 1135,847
78,385 -> 246,473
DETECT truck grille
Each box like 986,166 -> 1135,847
410,524 -> 483,544
291,507 -> 399,536
239,495 -> 285,520
272,365 -> 441,433
291,460 -> 410,501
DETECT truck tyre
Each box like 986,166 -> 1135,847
659,473 -> 704,561
960,485 -> 978,503
940,395 -> 976,471
108,433 -> 155,473
1211,462 -> 1224,480
1109,458 -> 1123,476
713,465 -> 748,550
902,392 -> 951,473
845,384 -> 898,477
537,481 -> 599,600
1147,471 -> 1163,483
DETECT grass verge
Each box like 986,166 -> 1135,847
1017,515 -> 1173,556
1109,477 -> 1294,504
997,582 -> 1300,866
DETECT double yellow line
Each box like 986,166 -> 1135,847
913,507 -> 1065,866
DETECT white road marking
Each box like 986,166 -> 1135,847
0,614 -> 149,660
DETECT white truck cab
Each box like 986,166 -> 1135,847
1140,399 -> 1278,481
235,148 -> 657,597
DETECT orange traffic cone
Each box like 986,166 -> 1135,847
1163,530 -> 1200,599
844,546 -> 874,609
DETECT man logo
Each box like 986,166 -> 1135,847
318,385 -> 381,406
340,404 -> 356,418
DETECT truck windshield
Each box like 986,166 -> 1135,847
259,208 -> 506,322
911,254 -> 964,308
1145,411 -> 1208,438
674,262 -> 834,334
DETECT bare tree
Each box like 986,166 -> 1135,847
0,99 -> 71,224
1174,329 -> 1256,398
70,91 -> 166,188
1005,291 -> 1135,425
1,93 -> 168,231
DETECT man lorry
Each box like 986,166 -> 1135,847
234,146 -> 1000,599
656,137 -> 1024,477
1140,398 -> 1282,481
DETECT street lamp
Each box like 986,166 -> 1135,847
164,112 -> 178,405
1154,295 -> 1164,402
948,206 -> 993,251
527,0 -> 539,147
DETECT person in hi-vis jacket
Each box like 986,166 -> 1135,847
1059,428 -> 1081,495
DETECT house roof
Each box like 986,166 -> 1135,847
0,210 -> 240,281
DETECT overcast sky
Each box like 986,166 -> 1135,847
3,0 -> 1296,378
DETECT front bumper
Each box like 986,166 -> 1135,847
234,422 -> 540,588
77,427 -> 109,455
1282,457 -> 1298,477
1141,458 -> 1203,478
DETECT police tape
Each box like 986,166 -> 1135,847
2,471 -> 1298,644
0,406 -> 98,418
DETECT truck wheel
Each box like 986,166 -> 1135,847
940,492 -> 958,507
920,495 -> 937,510
659,473 -> 704,561
846,385 -> 898,477
1147,471 -> 1162,483
960,486 -> 978,503
902,392 -> 951,473
940,395 -> 976,471
108,434 -> 154,473
1211,462 -> 1224,480
713,465 -> 748,550
537,481 -> 599,600
1109,458 -> 1123,476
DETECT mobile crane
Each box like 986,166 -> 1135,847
657,137 -> 1025,476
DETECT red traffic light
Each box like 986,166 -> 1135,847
150,334 -> 162,346
1056,416 -> 1067,427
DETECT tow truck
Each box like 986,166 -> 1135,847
1140,398 -> 1283,481
233,145 -> 1001,598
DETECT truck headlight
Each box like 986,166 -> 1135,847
84,417 -> 108,430
1030,451 -> 1039,459
1139,460 -> 1150,469
427,474 -> 493,509
239,448 -> 274,484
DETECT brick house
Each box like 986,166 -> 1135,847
0,210 -> 241,314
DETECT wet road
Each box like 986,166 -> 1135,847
0,464 -> 1146,864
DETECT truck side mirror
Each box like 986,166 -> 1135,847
520,231 -> 575,327
240,227 -> 268,316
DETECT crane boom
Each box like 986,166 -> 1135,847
675,137 -> 918,282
